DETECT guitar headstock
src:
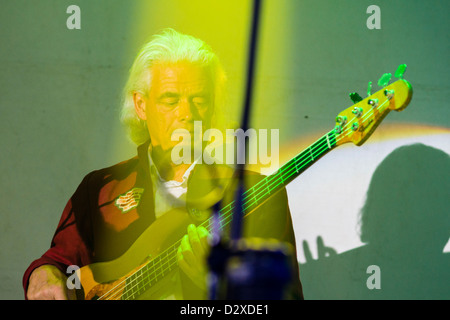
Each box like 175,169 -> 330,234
334,64 -> 413,146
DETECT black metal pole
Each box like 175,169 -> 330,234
230,0 -> 262,243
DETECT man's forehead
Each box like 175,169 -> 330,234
151,61 -> 213,87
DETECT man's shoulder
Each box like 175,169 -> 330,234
80,156 -> 141,187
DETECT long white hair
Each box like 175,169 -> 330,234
120,28 -> 227,145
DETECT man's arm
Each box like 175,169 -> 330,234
26,265 -> 76,300
23,174 -> 94,300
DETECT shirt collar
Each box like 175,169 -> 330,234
147,144 -> 198,187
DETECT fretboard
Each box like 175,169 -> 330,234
120,130 -> 337,300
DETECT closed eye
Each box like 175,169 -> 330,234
158,93 -> 179,107
192,97 -> 209,108
161,98 -> 179,106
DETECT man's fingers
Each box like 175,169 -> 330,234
177,225 -> 211,290
198,226 -> 210,249
177,246 -> 188,271
180,234 -> 197,264
178,225 -> 211,271
177,245 -> 196,276
187,224 -> 205,258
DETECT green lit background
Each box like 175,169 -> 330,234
0,0 -> 448,299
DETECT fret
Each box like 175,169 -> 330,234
123,278 -> 132,300
252,185 -> 258,207
122,283 -> 131,300
277,167 -> 284,186
326,132 -> 332,149
278,131 -> 336,188
150,256 -> 160,282
250,191 -> 259,210
129,284 -> 137,300
159,251 -> 167,277
309,146 -> 315,162
134,276 -> 144,296
134,269 -> 142,295
124,269 -> 141,300
242,185 -> 258,211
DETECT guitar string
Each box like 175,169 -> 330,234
102,244 -> 182,300
123,247 -> 179,300
99,95 -> 390,300
98,243 -> 180,300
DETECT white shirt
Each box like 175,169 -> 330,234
147,147 -> 198,219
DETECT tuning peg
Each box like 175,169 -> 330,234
378,73 -> 392,87
367,81 -> 372,96
349,92 -> 363,104
395,64 -> 407,79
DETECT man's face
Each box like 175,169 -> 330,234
136,61 -> 214,154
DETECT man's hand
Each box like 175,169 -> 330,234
177,224 -> 210,290
27,265 -> 75,300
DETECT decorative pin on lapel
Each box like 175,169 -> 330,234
115,188 -> 145,213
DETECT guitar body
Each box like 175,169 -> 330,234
77,208 -> 195,300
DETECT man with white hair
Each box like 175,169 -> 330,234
23,29 -> 303,300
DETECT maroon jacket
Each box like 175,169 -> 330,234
23,141 -> 303,299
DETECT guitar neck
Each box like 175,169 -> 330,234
232,129 -> 337,216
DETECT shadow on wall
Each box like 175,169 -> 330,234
299,143 -> 450,299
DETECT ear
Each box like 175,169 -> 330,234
133,92 -> 147,121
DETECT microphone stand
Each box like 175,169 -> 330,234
208,0 -> 293,300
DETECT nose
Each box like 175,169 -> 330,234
177,99 -> 194,123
